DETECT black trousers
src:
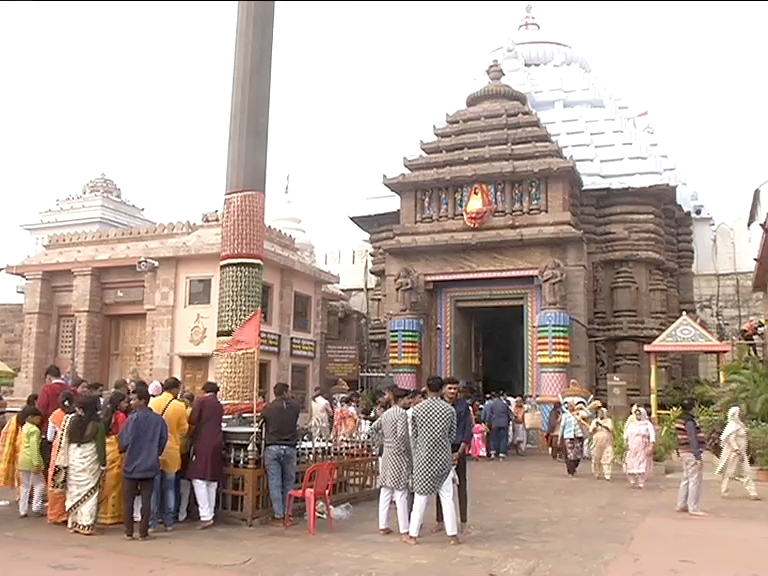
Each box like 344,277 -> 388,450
436,447 -> 467,524
123,477 -> 153,538
41,439 -> 53,474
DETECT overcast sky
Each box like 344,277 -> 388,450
1,1 -> 766,303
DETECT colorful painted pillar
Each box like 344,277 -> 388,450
215,1 -> 274,403
536,309 -> 571,424
388,317 -> 422,390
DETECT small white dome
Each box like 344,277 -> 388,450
270,176 -> 315,259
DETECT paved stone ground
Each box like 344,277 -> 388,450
1,454 -> 766,575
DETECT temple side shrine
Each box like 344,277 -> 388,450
353,21 -> 695,409
644,312 -> 732,420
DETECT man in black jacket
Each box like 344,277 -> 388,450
433,376 -> 473,534
262,382 -> 301,526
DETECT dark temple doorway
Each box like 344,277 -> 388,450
453,304 -> 525,397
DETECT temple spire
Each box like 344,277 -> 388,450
519,3 -> 540,31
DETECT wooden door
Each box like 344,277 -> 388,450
451,305 -> 473,382
181,357 -> 209,396
471,311 -> 483,381
108,315 -> 146,384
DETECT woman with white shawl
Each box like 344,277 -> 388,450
715,406 -> 760,500
623,407 -> 655,488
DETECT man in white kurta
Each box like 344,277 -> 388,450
405,376 -> 460,545
369,389 -> 412,537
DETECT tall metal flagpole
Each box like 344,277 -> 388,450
215,1 -> 274,403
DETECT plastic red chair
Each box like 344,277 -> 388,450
284,461 -> 337,534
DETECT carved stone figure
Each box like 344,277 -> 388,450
438,189 -> 449,218
540,259 -> 566,309
512,182 -> 524,213
394,267 -> 418,312
202,210 -> 221,223
421,190 -> 434,219
189,313 -> 208,346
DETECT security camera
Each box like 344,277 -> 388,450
136,257 -> 159,272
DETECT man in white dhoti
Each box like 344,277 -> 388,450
370,388 -> 412,539
405,376 -> 460,546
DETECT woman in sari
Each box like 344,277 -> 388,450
546,404 -> 562,460
559,401 -> 586,477
332,396 -> 360,440
589,407 -> 614,481
97,391 -> 129,525
53,395 -> 106,535
0,395 -> 39,499
715,406 -> 760,500
47,391 -> 76,524
623,406 -> 655,488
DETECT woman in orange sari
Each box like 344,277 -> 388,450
47,391 -> 76,524
97,391 -> 129,525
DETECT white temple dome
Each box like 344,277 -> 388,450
479,3 -> 686,205
508,4 -> 591,73
81,173 -> 122,199
270,176 -> 315,260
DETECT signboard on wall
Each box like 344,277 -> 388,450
324,342 -> 359,380
260,331 -> 281,354
290,337 -> 316,359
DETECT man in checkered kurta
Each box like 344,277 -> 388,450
405,376 -> 460,545
369,388 -> 412,537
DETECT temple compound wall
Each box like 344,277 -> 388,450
7,216 -> 338,409
353,62 -> 695,408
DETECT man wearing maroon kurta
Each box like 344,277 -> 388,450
187,381 -> 224,529
36,365 -> 69,470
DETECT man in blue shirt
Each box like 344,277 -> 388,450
484,392 -> 511,459
431,377 -> 473,534
119,384 -> 168,540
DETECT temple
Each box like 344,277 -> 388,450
21,173 -> 153,254
352,6 -> 695,410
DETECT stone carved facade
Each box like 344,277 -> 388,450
352,61 -> 695,404
581,193 -> 695,400
7,218 -> 337,400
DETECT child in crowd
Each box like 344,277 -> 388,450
18,407 -> 45,517
470,416 -> 487,461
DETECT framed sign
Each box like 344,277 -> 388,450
260,331 -> 281,354
290,337 -> 316,359
324,342 -> 359,380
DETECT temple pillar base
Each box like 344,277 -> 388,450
388,316 -> 423,391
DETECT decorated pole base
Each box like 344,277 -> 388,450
214,337 -> 257,404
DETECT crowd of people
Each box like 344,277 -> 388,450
543,393 -> 761,515
0,365 -> 225,540
2,364 -> 762,545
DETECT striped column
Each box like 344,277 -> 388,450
388,317 -> 422,391
537,309 -> 571,424
214,1 -> 274,403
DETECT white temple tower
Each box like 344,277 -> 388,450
269,176 -> 315,262
21,174 -> 154,254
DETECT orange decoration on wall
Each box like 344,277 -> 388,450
462,183 -> 495,228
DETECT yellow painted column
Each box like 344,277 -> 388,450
718,353 -> 726,384
649,353 -> 658,423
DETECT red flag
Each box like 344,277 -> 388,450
217,311 -> 261,353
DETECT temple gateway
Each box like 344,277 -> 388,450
353,57 -> 694,408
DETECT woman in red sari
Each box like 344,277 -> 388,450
47,391 -> 76,524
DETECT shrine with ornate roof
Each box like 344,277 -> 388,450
352,8 -> 695,407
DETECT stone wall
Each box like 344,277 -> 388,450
694,271 -> 764,379
0,304 -> 24,379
